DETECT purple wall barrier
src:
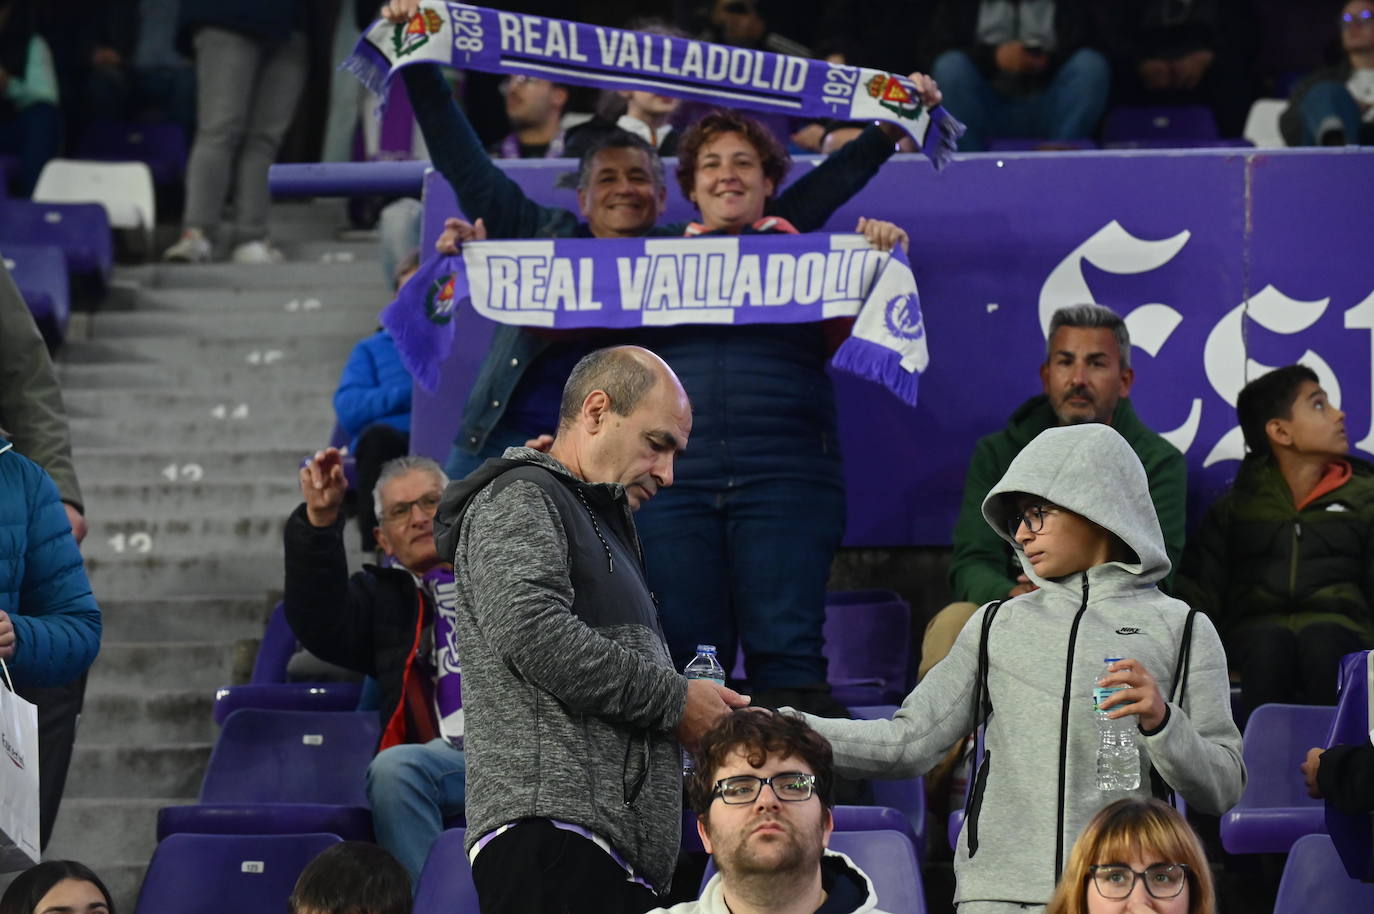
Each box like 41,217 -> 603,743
410,147 -> 1374,547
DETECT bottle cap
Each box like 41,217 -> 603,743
696,644 -> 717,654
1104,657 -> 1122,663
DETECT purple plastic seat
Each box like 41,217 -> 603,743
134,832 -> 341,914
157,709 -> 379,842
1325,650 -> 1373,881
1103,105 -> 1220,147
823,592 -> 912,706
849,705 -> 926,857
414,827 -> 480,914
1,243 -> 70,346
212,682 -> 365,726
1274,833 -> 1374,913
1220,702 -> 1336,854
252,602 -> 297,684
76,121 -> 189,185
0,200 -> 112,284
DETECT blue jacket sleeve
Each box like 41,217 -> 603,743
402,63 -> 579,239
12,460 -> 101,688
333,337 -> 411,438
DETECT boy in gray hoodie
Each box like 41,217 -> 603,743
798,423 -> 1245,912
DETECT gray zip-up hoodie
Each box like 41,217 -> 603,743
802,424 -> 1245,907
439,448 -> 689,893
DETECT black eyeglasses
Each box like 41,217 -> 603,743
1089,863 -> 1190,900
384,492 -> 441,524
1006,503 -> 1056,538
1343,9 -> 1374,27
711,772 -> 816,805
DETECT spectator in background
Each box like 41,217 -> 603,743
335,252 -> 419,551
284,451 -> 465,887
1096,0 -> 1256,139
0,860 -> 116,914
925,0 -> 1110,151
564,88 -> 680,160
1280,0 -> 1374,146
1046,798 -> 1216,914
489,74 -> 569,159
78,0 -> 196,133
1176,364 -> 1374,717
288,842 -> 411,914
162,0 -> 306,264
0,0 -> 60,197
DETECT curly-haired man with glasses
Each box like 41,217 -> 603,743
650,711 -> 889,914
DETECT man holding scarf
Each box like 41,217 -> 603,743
284,452 -> 465,886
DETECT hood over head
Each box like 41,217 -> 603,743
433,447 -> 579,563
980,424 -> 1169,589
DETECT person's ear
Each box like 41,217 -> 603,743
1039,359 -> 1052,395
582,389 -> 612,432
374,525 -> 393,557
1267,416 -> 1293,448
822,807 -> 834,846
697,815 -> 713,855
1117,364 -> 1135,398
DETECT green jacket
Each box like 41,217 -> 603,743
1176,456 -> 1374,643
0,263 -> 82,511
948,395 -> 1186,605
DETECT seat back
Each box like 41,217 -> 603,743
1,243 -> 70,345
1326,650 -> 1374,881
829,830 -> 925,913
1243,98 -> 1288,148
413,827 -> 480,914
33,159 -> 156,241
1104,106 -> 1220,145
77,122 -> 189,184
1240,703 -> 1336,809
200,709 -> 378,806
0,199 -> 112,282
822,592 -> 912,704
847,706 -> 926,854
134,832 -> 341,914
251,602 -> 298,684
1274,833 -> 1374,913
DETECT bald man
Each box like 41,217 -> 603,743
435,346 -> 751,914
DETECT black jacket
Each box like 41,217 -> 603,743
1319,742 -> 1374,815
282,503 -> 428,746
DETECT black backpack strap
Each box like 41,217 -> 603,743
1150,608 -> 1199,804
962,599 -> 1004,854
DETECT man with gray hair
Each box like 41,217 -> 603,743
284,450 -> 465,885
922,303 -> 1187,677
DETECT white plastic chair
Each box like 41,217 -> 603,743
32,158 -> 156,245
1243,98 -> 1288,148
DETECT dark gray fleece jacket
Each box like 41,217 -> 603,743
801,424 -> 1245,908
436,447 -> 688,893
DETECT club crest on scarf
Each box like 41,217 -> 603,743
392,8 -> 444,58
884,293 -> 925,341
866,74 -> 921,121
425,273 -> 458,325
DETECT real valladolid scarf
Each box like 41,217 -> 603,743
384,233 -> 930,407
346,1 -> 965,169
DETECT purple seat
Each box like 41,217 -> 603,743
701,829 -> 924,911
2,243 -> 70,346
849,705 -> 926,857
212,682 -> 365,726
157,709 -> 379,842
833,804 -> 920,851
414,827 -> 480,914
823,592 -> 912,706
77,121 -> 189,185
1103,106 -> 1220,147
1274,833 -> 1374,913
252,602 -> 297,684
134,832 -> 341,914
1326,650 -> 1373,881
0,200 -> 112,284
1221,702 -> 1336,854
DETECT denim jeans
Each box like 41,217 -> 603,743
444,414 -> 536,479
366,737 -> 468,886
0,102 -> 61,197
932,48 -> 1111,151
1294,80 -> 1366,145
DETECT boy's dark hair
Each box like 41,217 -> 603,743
687,711 -> 834,821
287,842 -> 411,914
0,860 -> 116,914
675,110 -> 791,207
574,129 -> 665,193
1236,364 -> 1319,457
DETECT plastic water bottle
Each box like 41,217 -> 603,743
1093,657 -> 1140,791
683,645 -> 726,776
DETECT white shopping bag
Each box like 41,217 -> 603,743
0,659 -> 40,871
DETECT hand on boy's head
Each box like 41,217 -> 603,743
1096,658 -> 1167,731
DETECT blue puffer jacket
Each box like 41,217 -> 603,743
333,329 -> 412,452
0,440 -> 101,688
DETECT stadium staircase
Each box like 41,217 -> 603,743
43,201 -> 389,909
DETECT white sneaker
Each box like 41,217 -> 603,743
162,228 -> 212,263
231,239 -> 285,264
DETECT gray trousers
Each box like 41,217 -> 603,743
183,26 -> 308,242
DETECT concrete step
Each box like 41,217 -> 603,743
57,360 -> 355,391
115,284 -> 389,315
88,307 -> 381,339
87,515 -> 289,554
88,642 -> 254,692
62,333 -> 360,367
80,688 -> 218,744
99,596 -> 272,643
65,387 -> 338,422
84,550 -> 290,598
72,448 -> 321,481
69,415 -> 333,450
81,479 -> 302,516
46,798 -> 163,877
116,256 -> 382,294
66,744 -> 211,800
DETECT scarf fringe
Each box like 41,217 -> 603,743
926,106 -> 967,172
831,336 -> 921,407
